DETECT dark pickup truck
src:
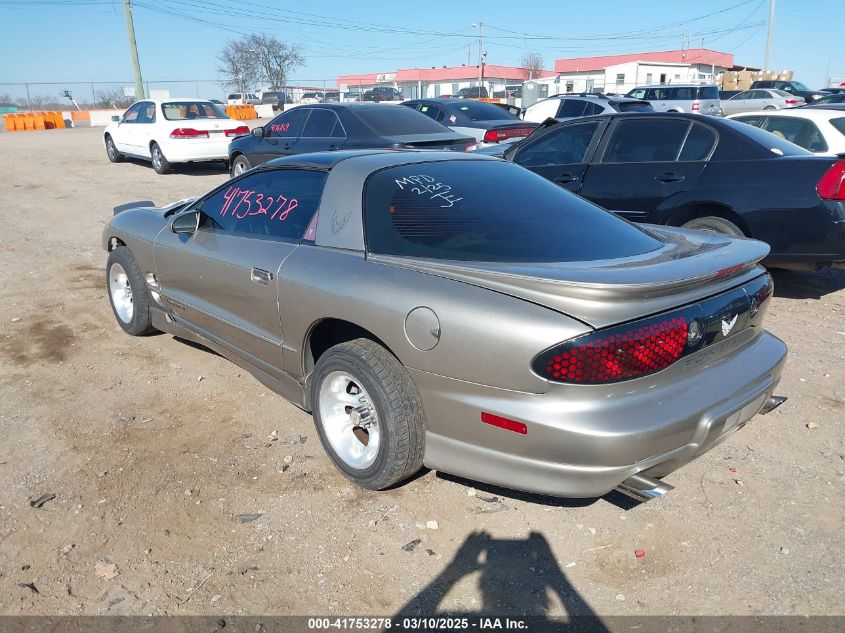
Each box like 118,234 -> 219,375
751,80 -> 827,103
492,112 -> 845,270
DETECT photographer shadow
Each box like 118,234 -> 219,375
395,531 -> 609,629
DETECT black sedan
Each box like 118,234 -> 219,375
401,98 -> 538,147
496,112 -> 845,270
228,104 -> 475,175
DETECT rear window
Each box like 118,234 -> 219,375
363,161 -> 662,262
452,101 -> 518,121
354,106 -> 449,135
696,86 -> 720,100
162,101 -> 228,120
721,118 -> 811,156
762,117 -> 828,153
831,118 -> 845,136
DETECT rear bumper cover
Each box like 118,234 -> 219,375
416,329 -> 787,498
158,138 -> 231,163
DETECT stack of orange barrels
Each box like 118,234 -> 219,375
225,104 -> 258,120
3,111 -> 67,131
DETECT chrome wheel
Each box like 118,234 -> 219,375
232,158 -> 248,176
106,138 -> 116,160
109,262 -> 134,323
151,146 -> 162,169
317,371 -> 381,469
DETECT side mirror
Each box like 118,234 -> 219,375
251,126 -> 264,138
171,211 -> 200,235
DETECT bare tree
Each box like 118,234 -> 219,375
217,38 -> 260,99
95,88 -> 135,110
520,52 -> 545,80
246,33 -> 303,90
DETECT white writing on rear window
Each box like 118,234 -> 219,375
394,175 -> 463,208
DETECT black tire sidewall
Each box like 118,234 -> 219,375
682,216 -> 744,237
231,155 -> 250,178
107,247 -> 154,336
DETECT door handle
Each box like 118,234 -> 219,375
282,143 -> 292,151
655,173 -> 686,183
554,173 -> 579,184
328,144 -> 339,151
250,267 -> 273,284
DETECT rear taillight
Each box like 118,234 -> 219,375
170,128 -> 208,139
691,100 -> 701,112
225,125 -> 250,137
483,127 -> 534,143
535,317 -> 689,384
817,161 -> 845,200
784,99 -> 800,105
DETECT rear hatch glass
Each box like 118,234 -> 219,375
696,86 -> 720,100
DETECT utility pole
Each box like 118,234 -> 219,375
123,0 -> 145,100
763,0 -> 775,71
466,43 -> 471,66
472,22 -> 484,96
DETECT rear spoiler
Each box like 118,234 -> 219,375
113,200 -> 155,215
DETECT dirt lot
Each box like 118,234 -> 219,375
0,126 -> 843,618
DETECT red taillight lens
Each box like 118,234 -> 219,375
225,125 -> 250,137
817,161 -> 845,200
482,127 -> 534,143
170,128 -> 208,139
784,99 -> 799,105
691,100 -> 701,112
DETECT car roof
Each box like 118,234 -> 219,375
728,108 -> 845,121
132,98 -> 218,104
263,149 -> 498,171
629,84 -> 718,90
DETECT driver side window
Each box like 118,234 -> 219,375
122,103 -> 144,123
196,169 -> 328,241
267,108 -> 310,138
514,122 -> 600,167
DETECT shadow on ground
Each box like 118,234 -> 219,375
395,530 -> 610,627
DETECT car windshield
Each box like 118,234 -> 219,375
771,89 -> 793,97
451,101 -> 517,121
364,161 -> 662,262
303,93 -> 320,98
791,82 -> 810,91
162,102 -> 228,120
354,107 -> 450,135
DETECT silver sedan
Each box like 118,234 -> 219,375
722,88 -> 805,115
103,150 -> 787,501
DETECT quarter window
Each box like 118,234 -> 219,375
267,108 -> 309,138
557,99 -> 588,118
514,121 -> 599,167
197,169 -> 327,241
418,104 -> 446,123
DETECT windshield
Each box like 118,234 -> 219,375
162,102 -> 228,120
451,101 -> 518,121
354,106 -> 450,135
364,161 -> 662,262
791,82 -> 809,91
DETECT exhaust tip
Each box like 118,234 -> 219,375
615,474 -> 674,503
760,395 -> 787,415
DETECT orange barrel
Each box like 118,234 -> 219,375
32,113 -> 46,130
2,114 -> 14,131
13,113 -> 26,131
23,114 -> 35,130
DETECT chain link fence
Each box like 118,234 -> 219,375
0,79 -> 337,111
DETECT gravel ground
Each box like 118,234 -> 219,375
0,126 -> 843,617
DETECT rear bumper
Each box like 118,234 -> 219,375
158,138 -> 231,163
416,329 -> 787,498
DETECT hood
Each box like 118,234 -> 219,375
370,226 -> 770,329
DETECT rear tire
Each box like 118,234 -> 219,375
682,216 -> 745,237
150,142 -> 171,175
230,154 -> 251,178
107,247 -> 157,336
311,338 -> 425,490
105,135 -> 124,163
764,105 -> 776,110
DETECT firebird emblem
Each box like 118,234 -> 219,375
721,314 -> 738,337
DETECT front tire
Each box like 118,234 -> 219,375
682,216 -> 745,237
230,154 -> 251,178
150,142 -> 171,174
311,338 -> 425,490
105,135 -> 124,163
107,247 -> 157,336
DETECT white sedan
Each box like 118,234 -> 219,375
103,99 -> 249,174
727,107 -> 845,156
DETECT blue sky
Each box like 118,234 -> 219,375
0,0 -> 842,99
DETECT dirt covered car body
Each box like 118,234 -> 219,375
102,150 -> 787,500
